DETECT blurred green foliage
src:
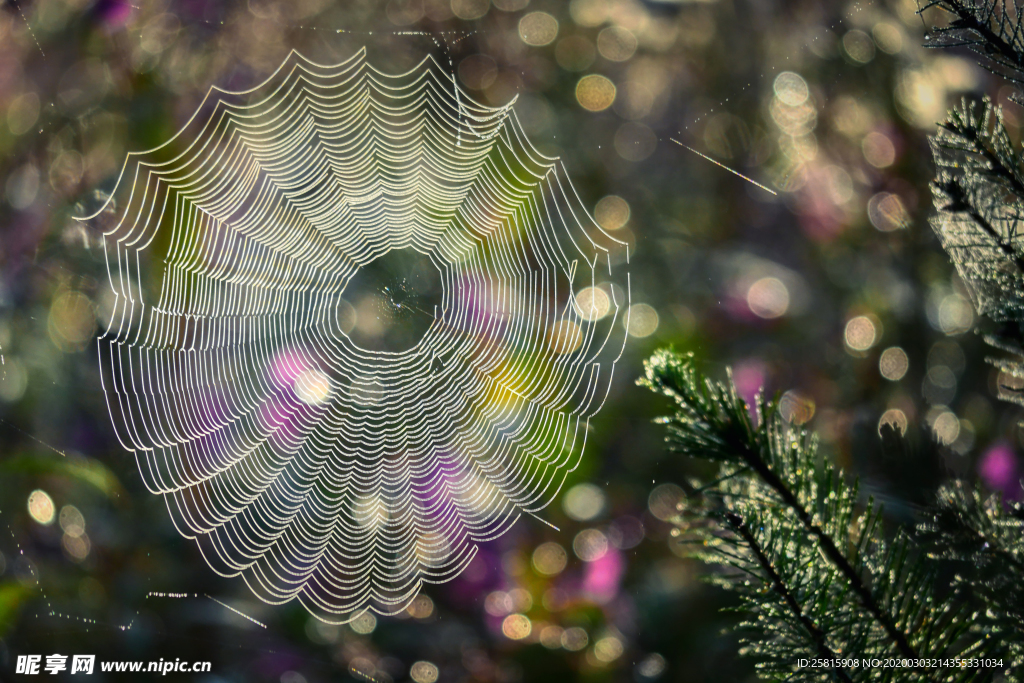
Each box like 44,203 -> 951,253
0,454 -> 124,500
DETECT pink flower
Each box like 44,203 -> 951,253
91,0 -> 134,28
978,441 -> 1022,501
582,548 -> 624,604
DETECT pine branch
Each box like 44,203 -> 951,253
917,481 -> 1024,670
660,368 -> 922,662
639,351 -> 989,682
936,175 -> 1024,273
924,0 -> 1024,89
723,510 -> 857,683
930,98 -> 1024,324
927,2 -> 1024,405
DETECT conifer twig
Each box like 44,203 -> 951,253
639,352 -> 983,681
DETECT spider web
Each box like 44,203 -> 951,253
82,49 -> 630,621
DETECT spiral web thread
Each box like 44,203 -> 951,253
83,49 -> 630,621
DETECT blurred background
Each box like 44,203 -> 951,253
0,0 -> 1021,681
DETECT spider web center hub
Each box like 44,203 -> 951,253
343,248 -> 444,353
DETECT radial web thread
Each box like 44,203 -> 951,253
84,49 -> 630,621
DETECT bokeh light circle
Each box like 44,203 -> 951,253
773,71 -> 809,106
747,277 -> 790,319
533,542 -> 569,575
576,287 -> 611,322
27,490 -> 55,526
502,613 -> 532,640
878,408 -> 908,435
596,27 -> 637,62
594,195 -> 631,230
844,315 -> 879,351
576,74 -> 617,111
562,627 -> 589,651
648,483 -> 684,521
625,303 -> 659,338
563,482 -> 606,521
573,528 -> 609,562
410,661 -> 439,683
879,347 -> 909,381
519,12 -> 559,46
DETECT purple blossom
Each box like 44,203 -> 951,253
978,441 -> 1022,501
